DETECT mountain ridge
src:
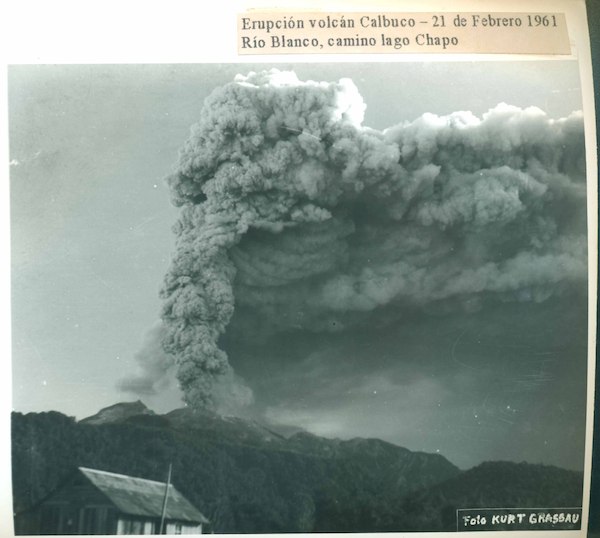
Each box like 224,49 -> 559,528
79,399 -> 155,425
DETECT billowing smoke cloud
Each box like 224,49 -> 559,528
161,69 -> 586,409
118,321 -> 253,415
118,322 -> 177,396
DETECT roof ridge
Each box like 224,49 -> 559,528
78,466 -> 172,487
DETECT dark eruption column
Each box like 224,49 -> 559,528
161,70 -> 586,410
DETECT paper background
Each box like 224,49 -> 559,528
1,1 -> 596,536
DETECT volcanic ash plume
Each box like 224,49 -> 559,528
118,322 -> 177,396
161,69 -> 586,409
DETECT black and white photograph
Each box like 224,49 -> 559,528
8,58 -> 592,534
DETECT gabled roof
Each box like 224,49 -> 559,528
78,467 -> 209,524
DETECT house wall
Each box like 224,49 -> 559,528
117,517 -> 157,534
33,484 -> 118,534
164,521 -> 203,534
117,518 -> 202,535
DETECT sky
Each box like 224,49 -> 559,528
9,61 -> 589,470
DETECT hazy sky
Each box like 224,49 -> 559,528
9,61 -> 588,470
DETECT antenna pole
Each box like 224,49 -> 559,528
159,463 -> 172,534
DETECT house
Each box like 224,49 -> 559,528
15,467 -> 209,535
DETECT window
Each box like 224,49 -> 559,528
120,518 -> 144,535
79,506 -> 110,534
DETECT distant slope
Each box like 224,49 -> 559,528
11,404 -> 583,533
79,400 -> 154,425
402,461 -> 584,531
